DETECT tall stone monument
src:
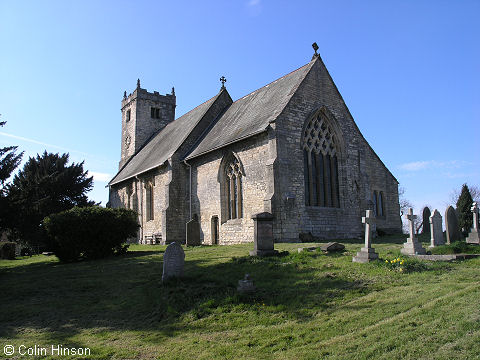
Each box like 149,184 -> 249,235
162,242 -> 185,283
401,208 -> 426,255
429,209 -> 444,247
466,202 -> 480,244
249,212 -> 278,256
353,210 -> 379,263
445,206 -> 462,244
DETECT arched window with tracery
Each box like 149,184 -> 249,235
225,157 -> 243,220
372,191 -> 378,216
303,111 -> 340,207
378,191 -> 384,217
145,180 -> 154,221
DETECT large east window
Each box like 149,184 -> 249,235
303,111 -> 340,207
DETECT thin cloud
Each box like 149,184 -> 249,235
246,0 -> 262,16
89,171 -> 112,182
398,161 -> 431,171
398,160 -> 469,171
0,131 -> 92,157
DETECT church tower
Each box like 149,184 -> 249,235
119,79 -> 176,169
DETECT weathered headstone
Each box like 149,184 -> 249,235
353,210 -> 379,263
162,242 -> 185,283
445,206 -> 462,244
249,212 -> 278,256
321,242 -> 345,252
401,208 -> 427,255
429,209 -> 444,247
422,207 -> 431,234
186,217 -> 201,246
466,202 -> 480,244
237,274 -> 256,293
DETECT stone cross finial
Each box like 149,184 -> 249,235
362,209 -> 375,248
312,42 -> 319,56
137,78 -> 141,89
220,76 -> 227,89
472,202 -> 479,231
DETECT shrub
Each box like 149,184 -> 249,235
430,241 -> 479,255
0,241 -> 16,259
43,206 -> 139,262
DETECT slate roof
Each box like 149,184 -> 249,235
185,61 -> 315,159
109,92 -> 221,185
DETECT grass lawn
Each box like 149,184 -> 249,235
1,236 -> 480,359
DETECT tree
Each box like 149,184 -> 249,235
398,186 -> 414,233
0,120 -> 24,231
8,151 -> 95,250
449,184 -> 480,205
456,183 -> 473,237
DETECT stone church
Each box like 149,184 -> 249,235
108,47 -> 402,245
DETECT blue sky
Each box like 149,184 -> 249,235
0,0 -> 479,219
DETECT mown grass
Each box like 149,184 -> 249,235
1,237 -> 479,359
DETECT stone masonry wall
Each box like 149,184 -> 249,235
119,87 -> 175,169
109,164 -> 171,244
190,133 -> 271,245
273,56 -> 401,241
163,90 -> 234,244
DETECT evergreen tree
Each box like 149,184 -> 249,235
0,120 -> 24,231
8,151 -> 95,250
456,183 -> 473,237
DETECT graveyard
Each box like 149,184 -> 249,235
1,229 -> 480,359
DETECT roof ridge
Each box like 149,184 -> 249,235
234,62 -> 311,103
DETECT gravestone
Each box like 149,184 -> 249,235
321,242 -> 345,252
401,208 -> 427,255
466,202 -> 480,244
353,210 -> 379,263
162,242 -> 185,283
237,274 -> 256,293
422,207 -> 431,234
186,216 -> 201,246
429,209 -> 444,247
249,212 -> 278,256
445,206 -> 462,244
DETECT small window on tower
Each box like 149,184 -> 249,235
126,109 -> 131,122
155,108 -> 160,119
151,107 -> 155,118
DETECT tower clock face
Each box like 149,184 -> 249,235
125,135 -> 131,148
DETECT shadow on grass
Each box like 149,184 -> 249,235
0,248 -> 372,345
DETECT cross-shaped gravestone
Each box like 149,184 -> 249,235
220,76 -> 227,89
353,210 -> 379,263
363,209 -> 375,248
406,208 -> 416,242
466,202 -> 480,244
401,208 -> 426,255
472,202 -> 479,231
